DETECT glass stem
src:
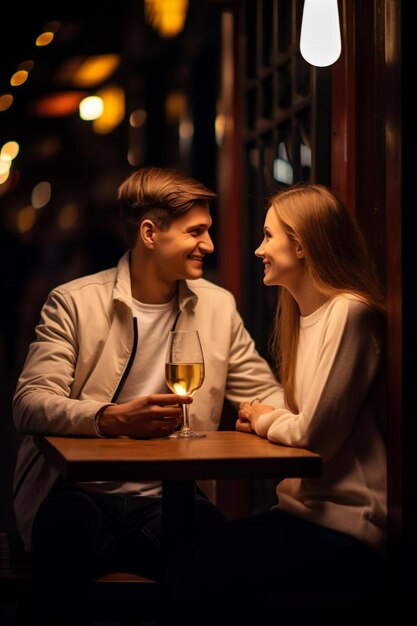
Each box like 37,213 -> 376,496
182,403 -> 191,431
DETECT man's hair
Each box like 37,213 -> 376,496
118,167 -> 217,248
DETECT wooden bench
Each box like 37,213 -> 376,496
0,532 -> 163,626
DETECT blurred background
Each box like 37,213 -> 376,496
0,0 -> 409,580
0,0 -> 222,379
0,0 -> 225,534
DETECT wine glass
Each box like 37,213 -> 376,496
165,330 -> 206,439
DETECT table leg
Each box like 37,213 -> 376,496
162,480 -> 196,550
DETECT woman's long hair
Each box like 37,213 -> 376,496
268,183 -> 385,412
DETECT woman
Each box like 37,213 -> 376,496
171,183 -> 387,624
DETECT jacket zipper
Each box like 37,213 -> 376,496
14,310 -> 183,501
111,317 -> 139,402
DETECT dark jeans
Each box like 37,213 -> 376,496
169,508 -> 387,625
30,482 -> 225,625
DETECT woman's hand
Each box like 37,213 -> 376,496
236,399 -> 274,433
97,394 -> 192,438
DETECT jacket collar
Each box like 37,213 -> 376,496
113,251 -> 198,312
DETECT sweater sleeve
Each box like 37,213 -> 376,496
256,299 -> 383,461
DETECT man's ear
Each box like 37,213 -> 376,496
140,219 -> 157,249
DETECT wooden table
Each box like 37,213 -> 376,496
34,432 -> 322,547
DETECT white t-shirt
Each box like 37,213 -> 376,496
77,295 -> 178,497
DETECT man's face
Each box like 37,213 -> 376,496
152,202 -> 214,282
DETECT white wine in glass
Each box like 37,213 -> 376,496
165,330 -> 206,439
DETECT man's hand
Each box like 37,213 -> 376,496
97,394 -> 192,438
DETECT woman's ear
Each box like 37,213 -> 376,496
295,241 -> 305,258
139,219 -> 157,249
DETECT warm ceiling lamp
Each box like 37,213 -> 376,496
300,0 -> 342,67
79,96 -> 104,121
93,85 -> 125,134
0,94 -> 13,111
145,0 -> 189,38
31,92 -> 86,117
36,32 -> 55,47
56,55 -> 121,88
10,70 -> 29,87
1,141 -> 20,161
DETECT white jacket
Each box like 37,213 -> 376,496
13,252 -> 283,550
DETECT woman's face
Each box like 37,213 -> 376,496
255,207 -> 303,288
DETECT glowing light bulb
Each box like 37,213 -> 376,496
300,0 -> 341,67
79,96 -> 103,121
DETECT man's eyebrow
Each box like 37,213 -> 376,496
186,222 -> 212,230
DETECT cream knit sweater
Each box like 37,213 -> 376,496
255,295 -> 386,556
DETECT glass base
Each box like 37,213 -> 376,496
169,428 -> 206,439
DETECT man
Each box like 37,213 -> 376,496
13,167 -> 282,624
